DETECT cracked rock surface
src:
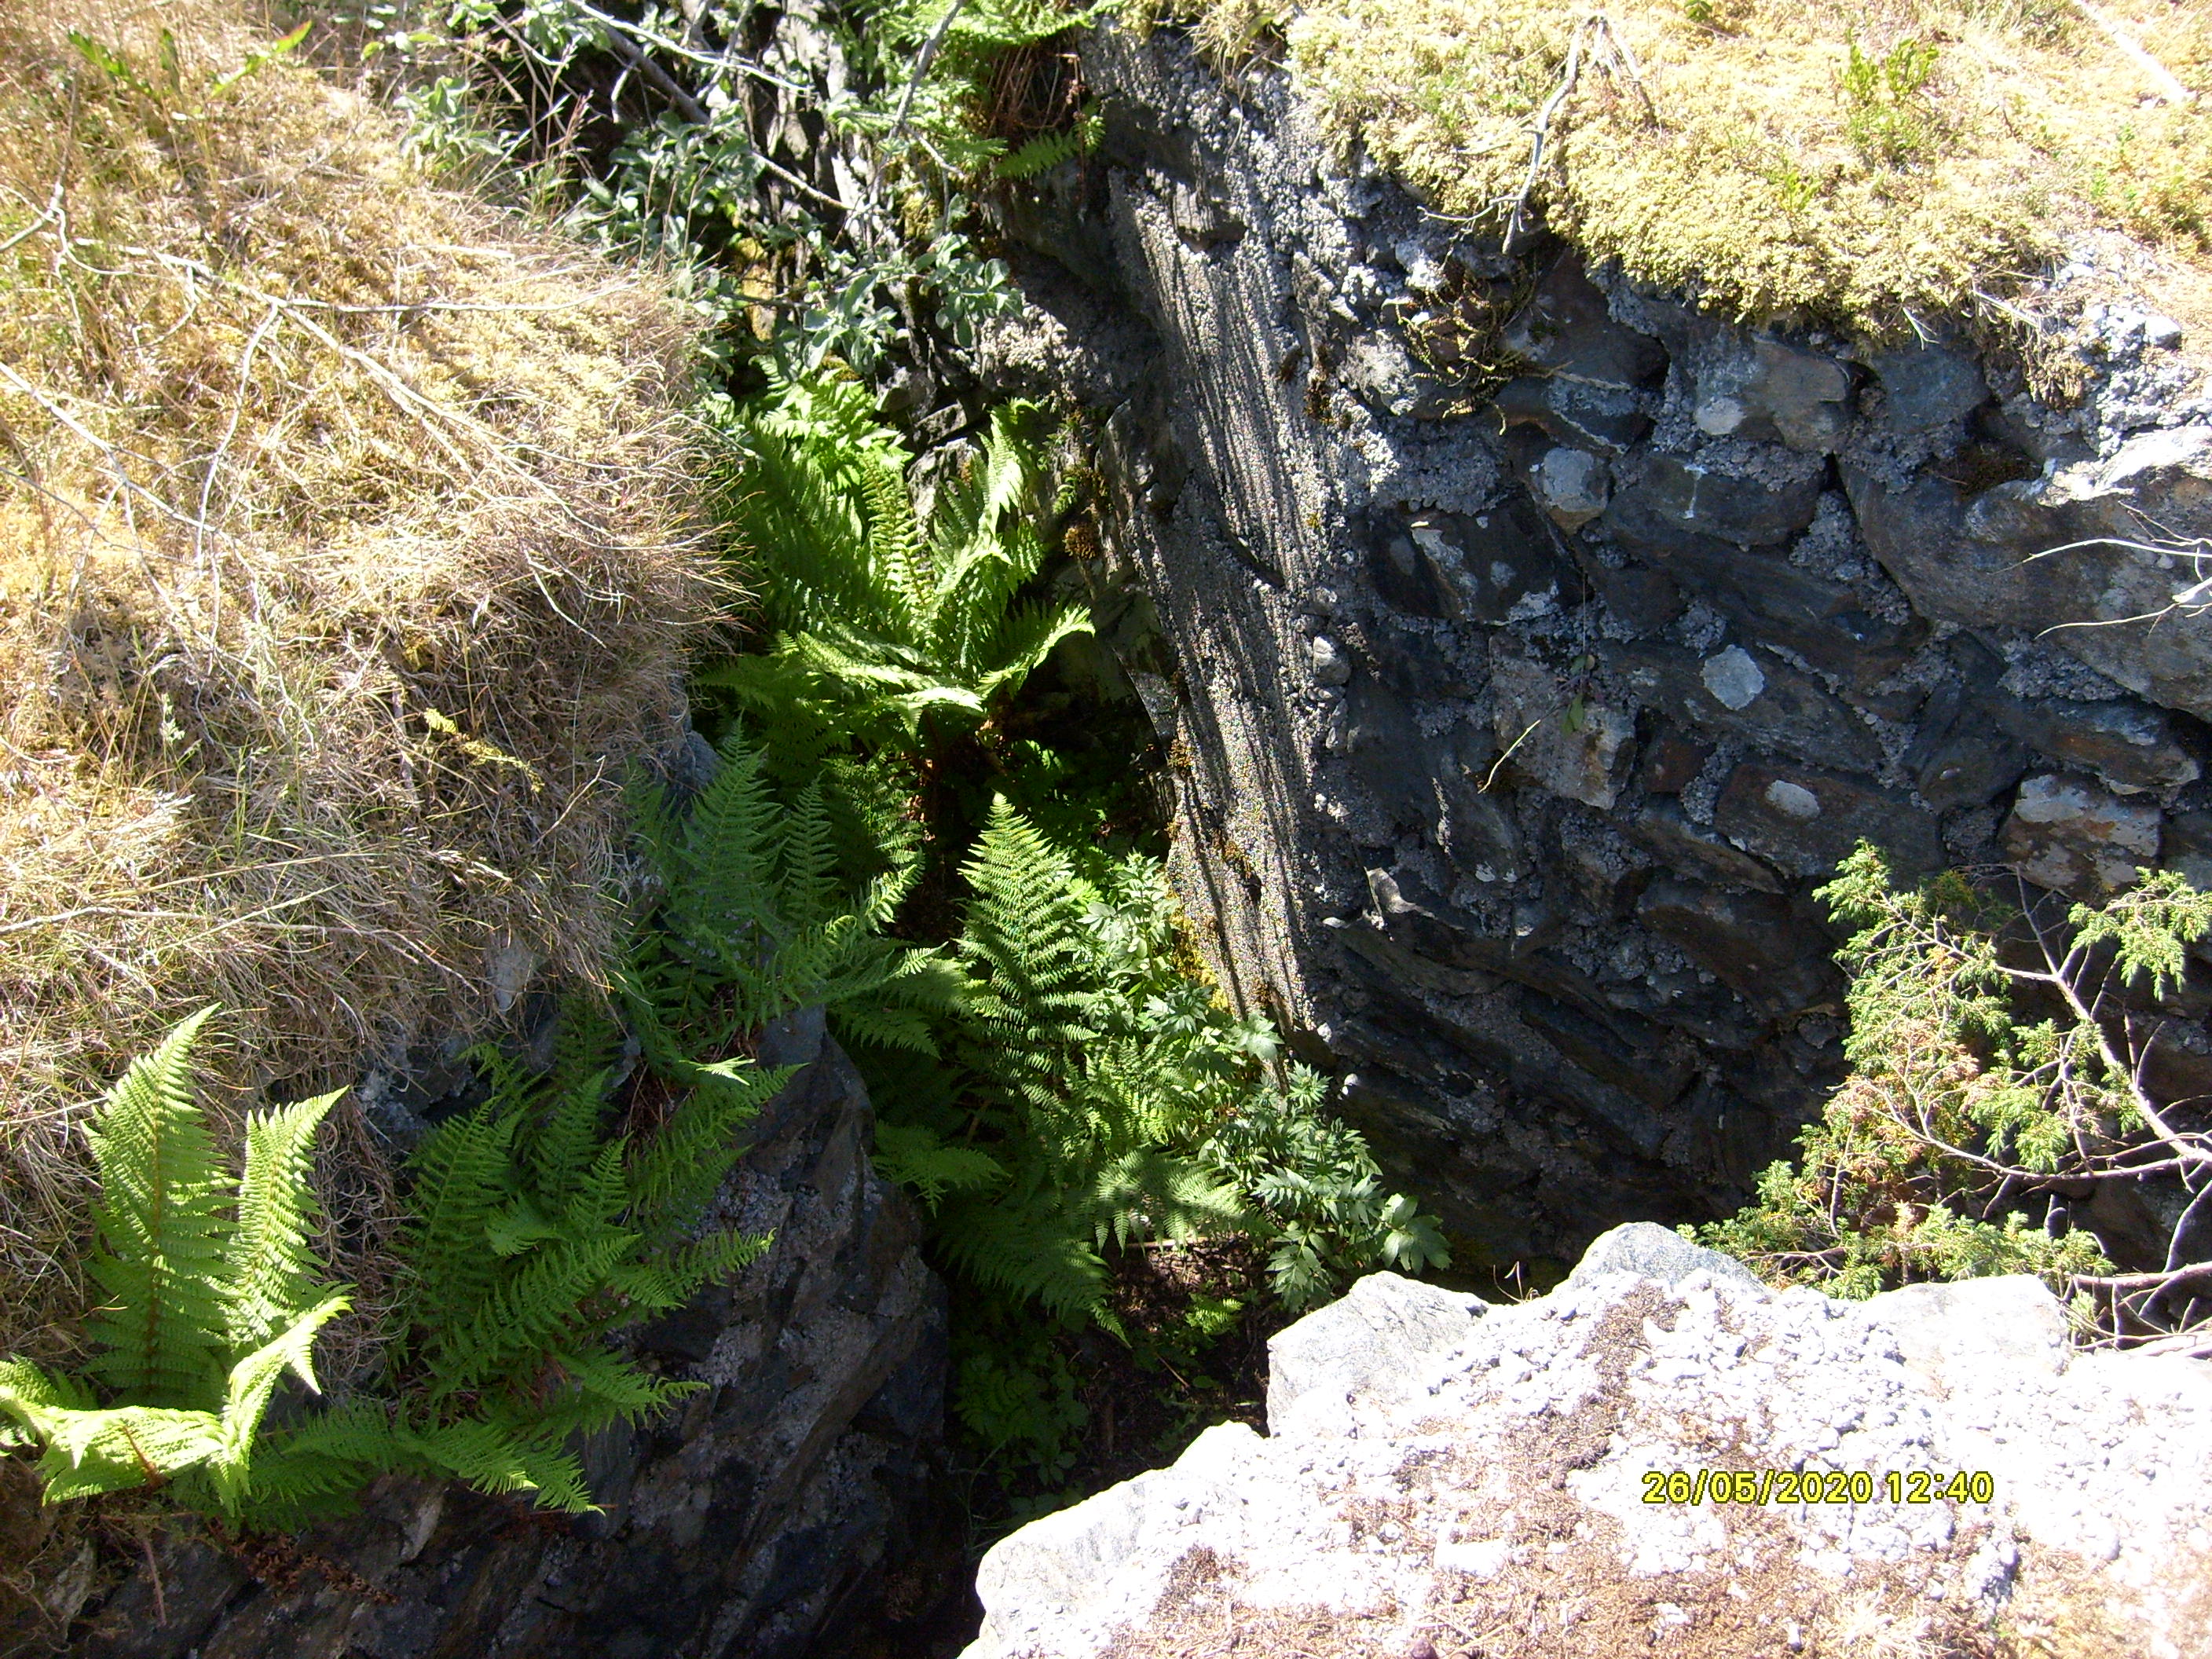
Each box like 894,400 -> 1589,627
964,1227 -> 2212,1659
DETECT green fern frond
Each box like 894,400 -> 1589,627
994,127 -> 1086,181
936,1196 -> 1107,1320
85,1004 -> 232,1407
225,1089 -> 345,1355
873,1122 -> 1006,1211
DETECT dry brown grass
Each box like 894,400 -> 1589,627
1272,0 -> 2212,333
0,0 -> 720,1362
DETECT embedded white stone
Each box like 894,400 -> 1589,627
1764,778 -> 1822,819
1700,646 -> 1767,712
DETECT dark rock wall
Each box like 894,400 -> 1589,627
976,26 -> 2212,1276
71,1012 -> 947,1659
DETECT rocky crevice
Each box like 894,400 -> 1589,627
972,23 -> 2212,1277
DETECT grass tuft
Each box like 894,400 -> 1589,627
1269,0 -> 2212,331
0,0 -> 719,1364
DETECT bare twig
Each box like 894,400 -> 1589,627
1503,13 -> 1652,254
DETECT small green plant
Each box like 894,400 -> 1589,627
1840,37 -> 1942,165
871,800 -> 1447,1320
697,375 -> 1093,767
0,1009 -> 356,1525
1701,844 -> 2212,1350
1767,157 -> 1821,217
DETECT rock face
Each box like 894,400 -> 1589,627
963,1227 -> 2212,1659
70,1012 -> 947,1659
977,24 -> 2212,1272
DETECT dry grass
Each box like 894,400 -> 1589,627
0,0 -> 720,1362
1263,0 -> 2212,332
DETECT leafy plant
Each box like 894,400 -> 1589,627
374,728 -> 955,1511
1841,36 -> 1941,164
696,375 -> 1092,765
873,800 -> 1447,1321
0,1009 -> 356,1525
1701,843 -> 2212,1353
1204,1065 -> 1452,1310
380,1004 -> 779,1513
618,726 -> 955,1069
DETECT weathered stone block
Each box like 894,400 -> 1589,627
1865,342 -> 1989,433
1491,647 -> 1635,810
2000,772 -> 2163,894
1686,332 -> 1854,452
1607,641 -> 1884,775
1847,430 -> 2212,721
1631,799 -> 1785,892
1635,878 -> 1838,1018
1500,257 -> 1666,391
1713,762 -> 1943,879
1617,452 -> 1824,548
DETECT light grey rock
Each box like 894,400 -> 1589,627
1687,332 -> 1854,452
1267,1271 -> 1489,1436
2001,771 -> 2164,894
964,1243 -> 2212,1659
1851,1275 -> 2071,1388
1307,632 -> 1353,687
1560,1221 -> 1764,1292
1531,445 -> 1610,527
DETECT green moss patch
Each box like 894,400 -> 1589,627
1274,0 -> 2210,330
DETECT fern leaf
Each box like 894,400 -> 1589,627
86,1005 -> 233,1408
205,1291 -> 350,1514
873,1122 -> 1005,1210
994,128 -> 1085,181
935,1196 -> 1106,1320
225,1088 -> 345,1354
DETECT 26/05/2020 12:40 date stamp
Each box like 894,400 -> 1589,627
1642,1470 -> 1996,1506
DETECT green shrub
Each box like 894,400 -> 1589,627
1700,843 -> 2212,1346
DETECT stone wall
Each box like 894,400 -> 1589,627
975,24 -> 2212,1276
961,1228 -> 2212,1659
51,1010 -> 947,1659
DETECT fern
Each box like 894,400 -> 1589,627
0,1010 -> 361,1525
374,729 -> 935,1513
698,378 -> 1092,763
868,800 -> 1439,1324
82,1005 -> 233,1406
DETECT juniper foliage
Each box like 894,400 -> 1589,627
1701,842 -> 2212,1342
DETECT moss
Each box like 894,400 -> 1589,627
1258,0 -> 2212,331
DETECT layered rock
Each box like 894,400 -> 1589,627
66,1011 -> 947,1659
976,24 -> 2212,1273
964,1227 -> 2212,1659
